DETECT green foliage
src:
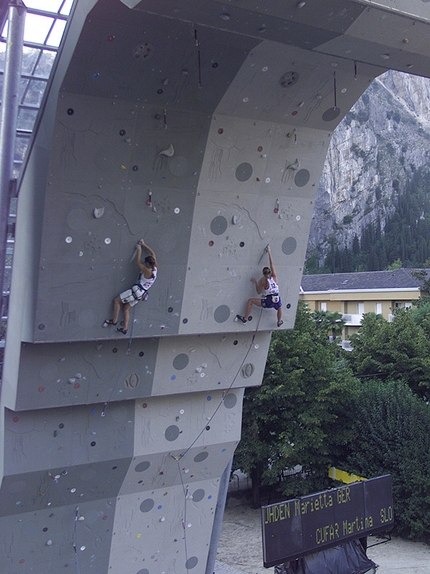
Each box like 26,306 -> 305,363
343,379 -> 430,542
311,310 -> 345,340
233,303 -> 358,501
347,310 -> 430,401
386,258 -> 402,270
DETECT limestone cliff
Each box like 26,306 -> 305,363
308,70 -> 430,263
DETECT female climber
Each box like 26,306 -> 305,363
236,245 -> 283,328
103,239 -> 158,335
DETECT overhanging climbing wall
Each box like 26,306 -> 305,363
2,0 -> 430,572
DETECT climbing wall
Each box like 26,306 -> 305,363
2,0 -> 429,572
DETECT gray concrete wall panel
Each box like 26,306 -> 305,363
14,333 -> 261,411
15,338 -> 158,410
152,332 -> 270,396
4,402 -> 135,475
0,499 -> 115,573
109,480 -> 218,573
132,390 -> 243,457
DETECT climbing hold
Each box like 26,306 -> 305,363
158,143 -> 174,157
93,206 -> 104,219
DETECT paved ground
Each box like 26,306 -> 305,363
216,487 -> 430,574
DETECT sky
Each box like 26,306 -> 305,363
1,0 -> 73,47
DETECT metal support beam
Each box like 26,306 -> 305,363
0,0 -> 26,324
205,457 -> 233,574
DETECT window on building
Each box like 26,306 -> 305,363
358,302 -> 364,315
375,302 -> 382,315
320,302 -> 327,311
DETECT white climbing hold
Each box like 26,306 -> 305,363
159,143 -> 174,157
93,207 -> 104,219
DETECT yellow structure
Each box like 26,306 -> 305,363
328,466 -> 366,484
300,269 -> 430,347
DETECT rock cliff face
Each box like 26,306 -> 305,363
308,70 -> 430,263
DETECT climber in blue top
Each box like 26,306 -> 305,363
236,245 -> 283,327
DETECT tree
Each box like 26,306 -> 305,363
347,310 -> 430,401
311,310 -> 345,340
343,379 -> 430,542
233,302 -> 358,506
386,258 -> 402,270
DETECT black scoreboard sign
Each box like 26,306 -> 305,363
261,474 -> 393,567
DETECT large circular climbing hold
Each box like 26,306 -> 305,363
173,353 -> 189,370
135,461 -> 151,472
235,162 -> 253,182
210,215 -> 228,236
139,499 -> 154,513
185,557 -> 199,570
214,305 -> 230,323
294,169 -> 310,187
192,488 -> 205,502
282,236 -> 297,255
322,107 -> 341,122
165,425 -> 180,441
169,156 -> 188,176
223,393 -> 237,409
279,71 -> 299,88
194,452 -> 209,463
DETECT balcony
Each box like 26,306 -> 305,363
342,313 -> 363,326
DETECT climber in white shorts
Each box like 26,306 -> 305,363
103,240 -> 158,335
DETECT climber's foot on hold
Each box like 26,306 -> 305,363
116,327 -> 128,335
235,314 -> 247,324
103,319 -> 117,327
